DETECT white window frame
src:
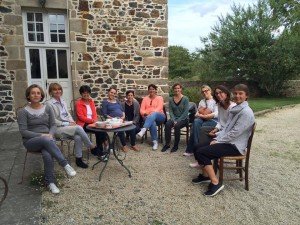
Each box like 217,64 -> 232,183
22,10 -> 69,48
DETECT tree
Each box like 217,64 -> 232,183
168,45 -> 192,79
198,0 -> 299,96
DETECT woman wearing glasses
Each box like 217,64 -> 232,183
188,85 -> 236,167
184,85 -> 218,156
47,83 -> 97,169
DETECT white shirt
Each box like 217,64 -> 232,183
198,98 -> 218,118
215,102 -> 236,130
86,104 -> 92,119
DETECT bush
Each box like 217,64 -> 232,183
183,86 -> 201,104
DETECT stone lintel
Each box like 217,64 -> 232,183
17,0 -> 67,9
143,57 -> 168,66
136,50 -> 153,57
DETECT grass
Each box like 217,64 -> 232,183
248,96 -> 300,112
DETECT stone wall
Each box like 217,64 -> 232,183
0,1 -> 24,123
69,0 -> 169,106
0,0 -> 169,123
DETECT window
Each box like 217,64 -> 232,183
26,12 -> 44,42
49,14 -> 66,43
24,12 -> 67,45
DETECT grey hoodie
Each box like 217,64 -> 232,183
216,101 -> 255,155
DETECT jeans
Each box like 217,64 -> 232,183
186,118 -> 217,153
143,112 -> 166,141
24,136 -> 68,185
164,119 -> 189,147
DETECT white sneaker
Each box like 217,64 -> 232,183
189,162 -> 200,168
152,140 -> 158,150
48,183 -> 60,194
137,128 -> 146,138
64,164 -> 76,177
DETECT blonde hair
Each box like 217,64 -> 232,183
48,83 -> 63,96
200,85 -> 211,92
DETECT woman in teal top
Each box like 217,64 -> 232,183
162,83 -> 189,152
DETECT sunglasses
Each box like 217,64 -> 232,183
201,89 -> 209,94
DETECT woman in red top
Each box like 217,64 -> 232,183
76,85 -> 107,157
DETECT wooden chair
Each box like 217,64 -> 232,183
217,123 -> 256,191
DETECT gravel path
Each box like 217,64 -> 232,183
41,105 -> 300,225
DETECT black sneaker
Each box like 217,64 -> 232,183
170,146 -> 178,153
204,183 -> 224,197
75,157 -> 88,168
161,145 -> 170,152
192,174 -> 210,184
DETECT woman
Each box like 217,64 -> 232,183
75,85 -> 107,157
137,84 -> 166,150
184,85 -> 218,155
101,87 -> 130,152
121,90 -> 140,151
192,84 -> 255,197
46,83 -> 96,168
161,83 -> 189,153
17,84 -> 76,194
187,85 -> 236,167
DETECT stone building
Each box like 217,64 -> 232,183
0,0 -> 169,123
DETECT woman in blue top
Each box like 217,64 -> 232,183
101,87 -> 128,152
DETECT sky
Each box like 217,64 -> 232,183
168,0 -> 258,52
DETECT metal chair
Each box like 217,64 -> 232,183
215,123 -> 256,191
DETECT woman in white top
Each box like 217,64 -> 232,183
187,85 -> 236,167
185,85 -> 218,154
46,83 -> 96,169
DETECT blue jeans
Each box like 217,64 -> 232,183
186,118 -> 217,153
143,112 -> 166,141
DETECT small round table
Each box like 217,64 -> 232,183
86,124 -> 135,181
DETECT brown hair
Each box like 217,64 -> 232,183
148,84 -> 158,90
25,84 -> 45,102
234,84 -> 250,97
172,83 -> 183,90
213,85 -> 231,108
48,83 -> 63,96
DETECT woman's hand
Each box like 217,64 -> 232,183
41,134 -> 53,139
69,122 -> 77,126
208,128 -> 218,137
210,140 -> 217,145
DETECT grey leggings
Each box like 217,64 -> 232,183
62,126 -> 93,158
24,136 -> 68,185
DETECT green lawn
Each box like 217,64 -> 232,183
249,96 -> 300,112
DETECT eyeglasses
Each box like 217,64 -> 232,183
215,91 -> 224,95
201,89 -> 209,94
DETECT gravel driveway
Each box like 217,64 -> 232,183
41,105 -> 300,225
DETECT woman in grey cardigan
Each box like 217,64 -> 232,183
193,84 -> 255,197
46,83 -> 96,168
121,90 -> 140,151
17,84 -> 76,194
161,83 -> 189,153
